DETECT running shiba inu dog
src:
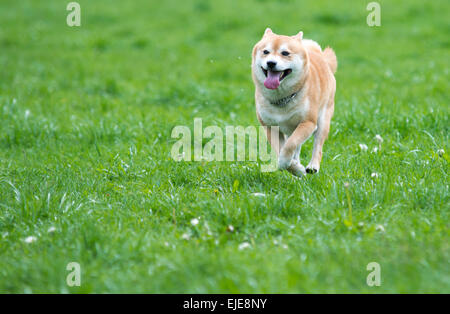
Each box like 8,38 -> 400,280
252,28 -> 337,177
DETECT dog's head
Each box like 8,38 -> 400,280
252,28 -> 307,91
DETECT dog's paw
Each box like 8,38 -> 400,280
289,160 -> 306,177
306,162 -> 320,174
278,154 -> 292,170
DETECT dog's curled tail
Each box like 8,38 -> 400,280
323,47 -> 337,74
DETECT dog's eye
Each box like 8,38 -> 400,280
263,50 -> 270,55
281,51 -> 290,56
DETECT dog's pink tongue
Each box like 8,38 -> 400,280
264,71 -> 282,89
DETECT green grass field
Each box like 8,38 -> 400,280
0,0 -> 448,293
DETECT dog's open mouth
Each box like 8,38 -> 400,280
262,67 -> 292,89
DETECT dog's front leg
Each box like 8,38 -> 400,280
278,121 -> 316,175
263,125 -> 285,155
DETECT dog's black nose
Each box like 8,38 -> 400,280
267,61 -> 277,69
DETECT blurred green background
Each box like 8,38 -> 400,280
0,0 -> 448,293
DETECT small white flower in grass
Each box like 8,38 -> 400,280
372,146 -> 378,153
226,225 -> 234,232
47,226 -> 56,233
281,244 -> 288,249
375,224 -> 385,232
24,236 -> 37,243
251,192 -> 265,197
25,110 -> 31,119
190,218 -> 199,226
359,144 -> 368,152
181,233 -> 190,240
375,134 -> 383,144
204,221 -> 213,236
437,149 -> 445,157
371,172 -> 379,178
238,242 -> 251,250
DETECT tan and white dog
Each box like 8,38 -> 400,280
252,28 -> 337,177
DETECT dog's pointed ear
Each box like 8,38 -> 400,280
263,28 -> 273,37
293,31 -> 303,41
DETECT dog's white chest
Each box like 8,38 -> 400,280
258,98 -> 310,136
